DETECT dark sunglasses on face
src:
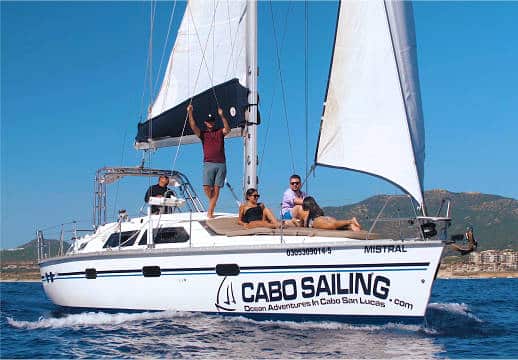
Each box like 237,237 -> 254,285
250,194 -> 260,198
290,182 -> 300,185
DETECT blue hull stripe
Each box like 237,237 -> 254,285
46,267 -> 428,282
43,262 -> 430,282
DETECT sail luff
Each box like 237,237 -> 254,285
316,0 -> 425,209
384,0 -> 426,211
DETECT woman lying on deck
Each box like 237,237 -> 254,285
238,188 -> 280,229
301,196 -> 362,231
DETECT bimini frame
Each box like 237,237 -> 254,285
93,166 -> 205,228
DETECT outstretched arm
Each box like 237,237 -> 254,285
218,108 -> 231,136
187,104 -> 201,137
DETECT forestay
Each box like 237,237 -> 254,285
135,0 -> 249,149
316,1 -> 426,210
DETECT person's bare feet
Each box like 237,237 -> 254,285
352,217 -> 361,229
351,224 -> 361,232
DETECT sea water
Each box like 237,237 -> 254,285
1,279 -> 517,358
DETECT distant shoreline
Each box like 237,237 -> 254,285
2,272 -> 517,283
437,271 -> 517,279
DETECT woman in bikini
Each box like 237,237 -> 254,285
238,188 -> 280,229
301,196 -> 362,231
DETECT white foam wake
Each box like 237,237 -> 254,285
427,302 -> 482,322
219,314 -> 424,333
7,310 -> 187,330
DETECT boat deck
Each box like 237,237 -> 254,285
205,216 -> 381,240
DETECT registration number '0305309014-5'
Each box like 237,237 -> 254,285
286,247 -> 332,256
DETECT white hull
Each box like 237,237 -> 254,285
40,228 -> 443,324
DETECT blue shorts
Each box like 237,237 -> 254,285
203,162 -> 226,188
282,211 -> 293,220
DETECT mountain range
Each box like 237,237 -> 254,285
323,190 -> 516,251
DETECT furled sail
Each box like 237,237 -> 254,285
316,0 -> 426,210
135,0 -> 248,150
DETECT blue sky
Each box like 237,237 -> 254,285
1,1 -> 517,249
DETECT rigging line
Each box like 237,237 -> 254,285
172,1 -> 230,172
170,108 -> 191,173
304,0 -> 309,194
149,0 -> 157,106
225,0 -> 233,53
188,0 -> 222,108
111,127 -> 129,222
159,0 -> 224,121
213,0 -> 215,82
139,1 -> 156,122
169,3 -> 222,171
223,3 -> 245,80
300,164 -> 316,190
268,0 -> 296,173
160,1 -> 222,113
258,0 -> 294,179
38,221 -> 84,232
147,0 -> 157,148
152,0 -> 178,96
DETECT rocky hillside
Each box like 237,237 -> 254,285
323,190 -> 517,250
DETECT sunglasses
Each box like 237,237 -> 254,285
290,182 -> 300,185
250,194 -> 260,198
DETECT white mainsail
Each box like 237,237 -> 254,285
150,0 -> 247,119
136,0 -> 248,149
316,0 -> 426,210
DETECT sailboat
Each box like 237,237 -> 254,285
38,0 -> 453,324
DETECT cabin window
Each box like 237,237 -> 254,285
103,230 -> 139,248
138,227 -> 190,245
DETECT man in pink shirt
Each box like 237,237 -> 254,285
187,104 -> 231,218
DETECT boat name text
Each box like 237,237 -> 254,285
364,245 -> 407,254
241,273 -> 390,303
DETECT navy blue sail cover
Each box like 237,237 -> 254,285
135,79 -> 250,149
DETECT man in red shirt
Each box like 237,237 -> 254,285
187,104 -> 231,218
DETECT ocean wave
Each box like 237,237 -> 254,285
424,302 -> 493,337
6,310 -> 191,330
216,314 -> 426,333
427,302 -> 482,322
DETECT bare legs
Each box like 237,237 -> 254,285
290,205 -> 305,226
262,207 -> 280,226
204,185 -> 221,219
244,207 -> 280,229
312,216 -> 362,231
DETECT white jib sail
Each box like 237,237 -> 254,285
148,0 -> 247,120
317,0 -> 425,209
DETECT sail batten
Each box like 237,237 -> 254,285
316,0 -> 425,210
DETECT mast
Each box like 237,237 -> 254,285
244,0 -> 258,193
